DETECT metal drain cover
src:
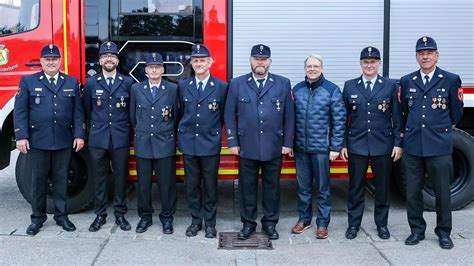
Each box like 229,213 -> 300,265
218,232 -> 273,250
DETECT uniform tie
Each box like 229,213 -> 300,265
49,77 -> 55,88
366,81 -> 372,92
107,77 -> 114,88
257,79 -> 265,93
424,75 -> 430,88
151,86 -> 158,98
197,81 -> 203,97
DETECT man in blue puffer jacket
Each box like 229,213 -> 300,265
291,54 -> 346,239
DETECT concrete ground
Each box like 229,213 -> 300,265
1,152 -> 473,265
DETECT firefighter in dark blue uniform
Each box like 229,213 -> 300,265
224,44 -> 295,240
130,52 -> 178,234
400,36 -> 463,249
14,44 -> 85,235
341,47 -> 403,240
178,44 -> 228,238
83,41 -> 133,232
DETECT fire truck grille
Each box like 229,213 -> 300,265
218,232 -> 273,250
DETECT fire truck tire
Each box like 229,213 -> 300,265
15,150 -> 94,214
393,128 -> 474,211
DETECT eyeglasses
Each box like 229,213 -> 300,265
100,55 -> 118,60
305,65 -> 321,70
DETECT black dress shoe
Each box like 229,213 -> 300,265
237,226 -> 255,240
185,224 -> 202,237
405,233 -> 425,245
56,218 -> 76,232
345,226 -> 359,239
377,226 -> 390,240
205,226 -> 217,238
163,222 -> 174,234
439,236 -> 453,249
26,223 -> 43,236
115,216 -> 131,231
135,219 -> 152,233
89,215 -> 106,232
262,226 -> 279,240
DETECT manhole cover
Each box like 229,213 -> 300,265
218,232 -> 273,250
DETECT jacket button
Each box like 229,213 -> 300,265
196,124 -> 199,127
151,107 -> 154,110
151,125 -> 154,127
151,116 -> 154,119
367,103 -> 370,105
260,131 -> 263,134
196,133 -> 199,136
367,120 -> 370,123
197,114 -> 200,117
368,129 -> 371,132
422,105 -> 426,108
422,124 -> 425,127
422,115 -> 425,118
109,122 -> 112,125
150,133 -> 153,136
198,104 -> 201,107
367,112 -> 370,115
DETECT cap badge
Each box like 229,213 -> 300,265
152,52 -> 156,61
259,45 -> 263,54
368,47 -> 372,56
423,36 -> 428,46
48,44 -> 53,53
107,42 -> 111,49
196,44 -> 200,52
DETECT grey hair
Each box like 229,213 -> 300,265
304,54 -> 323,67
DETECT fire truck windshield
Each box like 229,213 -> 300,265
0,0 -> 39,36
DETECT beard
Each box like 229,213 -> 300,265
251,65 -> 269,76
102,63 -> 117,73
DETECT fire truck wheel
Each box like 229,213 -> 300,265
15,149 -> 94,214
393,128 -> 474,211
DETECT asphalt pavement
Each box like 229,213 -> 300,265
1,151 -> 473,265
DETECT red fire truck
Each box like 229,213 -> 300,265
0,0 -> 473,212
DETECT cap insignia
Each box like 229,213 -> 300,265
423,36 -> 428,46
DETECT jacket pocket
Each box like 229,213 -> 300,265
210,128 -> 221,136
61,89 -> 76,97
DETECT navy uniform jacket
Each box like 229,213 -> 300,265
400,67 -> 463,157
343,75 -> 403,156
82,72 -> 133,149
130,79 -> 178,159
224,73 -> 295,161
177,76 -> 228,156
14,71 -> 85,150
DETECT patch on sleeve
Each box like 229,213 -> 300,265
458,87 -> 463,102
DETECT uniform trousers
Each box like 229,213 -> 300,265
183,154 -> 220,227
29,147 -> 72,224
238,156 -> 282,228
89,146 -> 129,218
347,153 -> 391,228
136,155 -> 177,223
404,153 -> 452,237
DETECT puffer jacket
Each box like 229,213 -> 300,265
293,74 -> 346,154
